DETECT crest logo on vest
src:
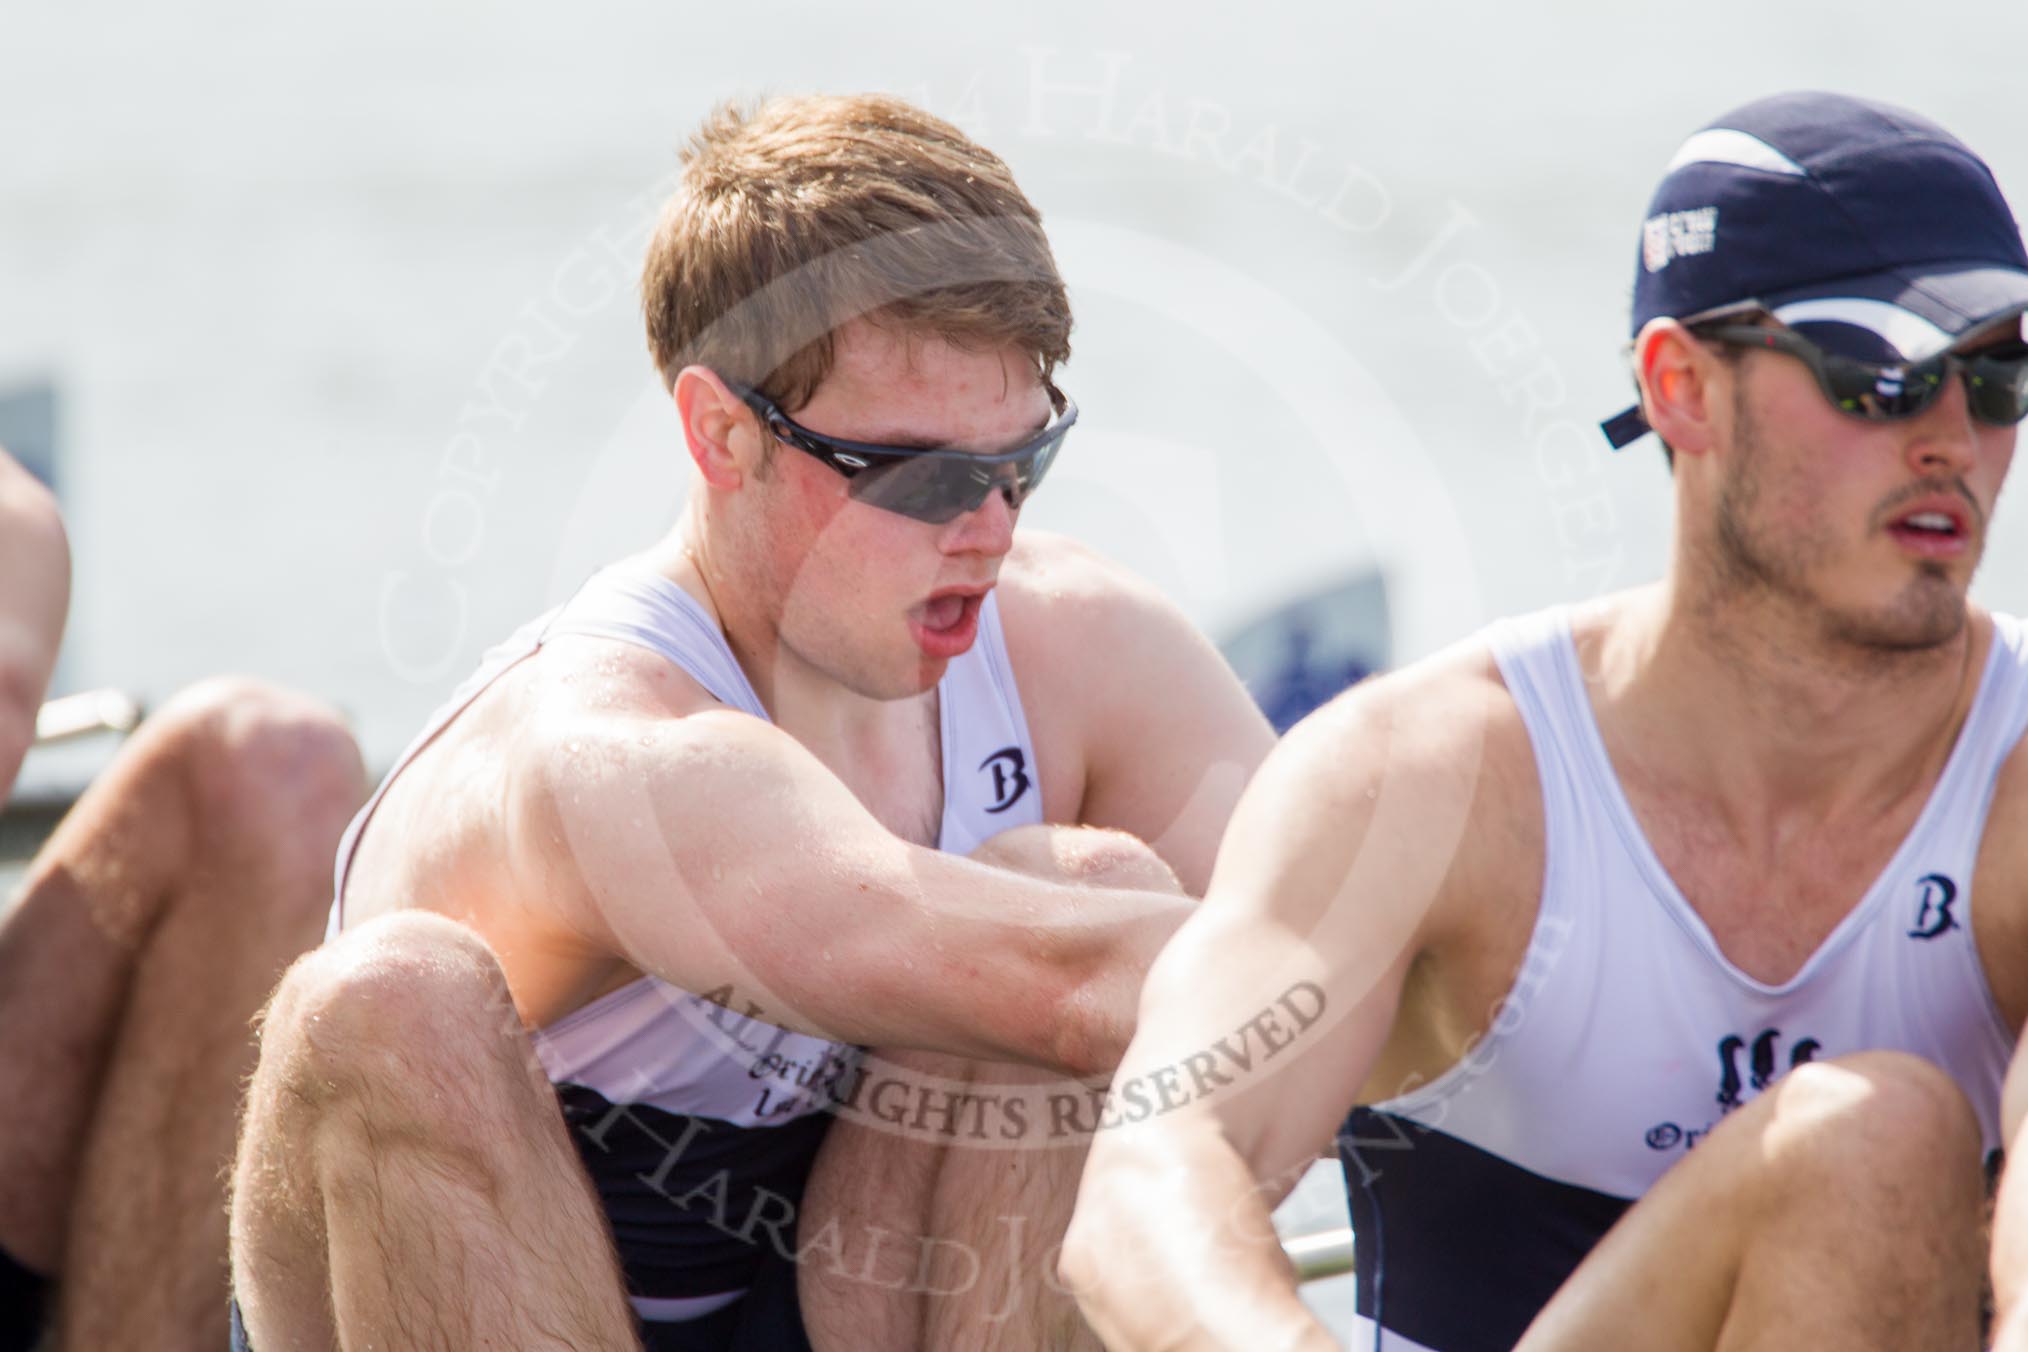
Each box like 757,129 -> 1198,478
1644,1027 -> 1823,1153
979,746 -> 1031,814
1907,872 -> 1959,941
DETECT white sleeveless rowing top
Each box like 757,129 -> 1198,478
1340,607 -> 2028,1352
326,561 -> 1043,1328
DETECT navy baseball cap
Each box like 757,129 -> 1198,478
1602,91 -> 2028,449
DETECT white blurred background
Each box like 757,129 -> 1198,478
10,1 -> 2028,771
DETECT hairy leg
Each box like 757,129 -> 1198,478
230,911 -> 640,1351
0,679 -> 364,1350
1520,1051 -> 1985,1352
801,825 -> 1180,1352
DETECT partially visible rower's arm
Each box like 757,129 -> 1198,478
510,706 -> 1191,1076
0,452 -> 70,799
1062,669 -> 1490,1348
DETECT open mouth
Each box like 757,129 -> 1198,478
918,592 -> 971,632
907,589 -> 987,658
1885,504 -> 1970,556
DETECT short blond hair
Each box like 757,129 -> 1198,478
642,94 -> 1072,409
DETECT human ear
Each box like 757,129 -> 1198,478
1635,320 -> 1720,459
672,367 -> 751,491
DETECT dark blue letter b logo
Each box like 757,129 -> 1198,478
1908,873 -> 1958,941
980,747 -> 1030,814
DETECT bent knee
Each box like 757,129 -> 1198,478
972,824 -> 1180,894
1770,1052 -> 1981,1177
259,914 -> 526,1103
156,677 -> 367,839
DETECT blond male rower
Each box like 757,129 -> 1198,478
228,94 -> 1272,1351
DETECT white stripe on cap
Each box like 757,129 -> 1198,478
1665,128 -> 1806,177
1772,297 -> 1956,360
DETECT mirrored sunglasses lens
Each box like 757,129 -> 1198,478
1820,353 -> 1946,419
1967,347 -> 2028,425
848,456 -> 981,523
847,429 -> 1068,524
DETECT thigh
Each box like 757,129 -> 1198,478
799,827 -> 1178,1350
231,911 -> 638,1350
800,1049 -> 1099,1352
797,1048 -> 960,1350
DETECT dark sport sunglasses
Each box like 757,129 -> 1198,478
1694,323 -> 2028,428
733,384 -> 1077,525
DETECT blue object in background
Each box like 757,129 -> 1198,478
0,382 -> 58,493
1222,571 -> 1389,733
1255,620 -> 1376,733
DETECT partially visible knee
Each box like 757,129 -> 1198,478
1763,1052 -> 1982,1207
972,825 -> 1180,894
255,914 -> 527,1119
154,677 -> 367,852
1773,1053 -> 1977,1153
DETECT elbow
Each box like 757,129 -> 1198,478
1056,1219 -> 1103,1318
1058,1186 -> 1126,1333
1038,908 -> 1179,1077
1059,1159 -> 1208,1352
1046,968 -> 1131,1078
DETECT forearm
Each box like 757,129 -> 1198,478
1064,1117 -> 1332,1350
1049,896 -> 1192,1076
567,800 -> 1192,1071
967,823 -> 1193,1076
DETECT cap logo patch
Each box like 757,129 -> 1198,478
1643,207 -> 1719,272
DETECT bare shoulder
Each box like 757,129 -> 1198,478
0,448 -> 56,511
1989,734 -> 2028,875
0,450 -> 68,611
355,631 -> 748,917
1986,606 -> 2028,840
496,633 -> 762,791
994,529 -> 1194,669
1287,631 -> 1532,804
992,531 -> 1272,862
1230,628 -> 1542,949
0,450 -> 70,716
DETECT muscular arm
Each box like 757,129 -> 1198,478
510,706 -> 1190,1076
1062,658 -> 1507,1348
0,451 -> 69,797
1000,533 -> 1275,893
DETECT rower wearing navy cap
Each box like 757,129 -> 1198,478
1068,91 -> 2028,1350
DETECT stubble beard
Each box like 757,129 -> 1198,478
1709,391 -> 1968,658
